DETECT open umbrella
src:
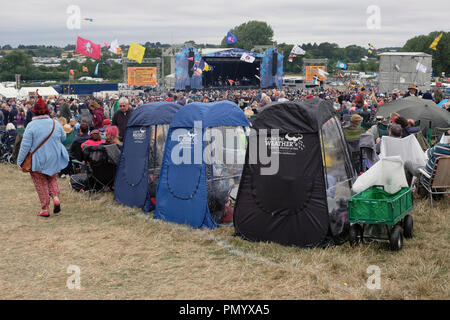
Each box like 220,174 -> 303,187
376,96 -> 450,130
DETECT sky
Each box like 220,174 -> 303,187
0,0 -> 448,49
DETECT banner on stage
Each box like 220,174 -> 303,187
127,67 -> 157,86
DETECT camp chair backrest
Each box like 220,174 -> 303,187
431,156 -> 450,188
412,131 -> 429,151
347,139 -> 361,173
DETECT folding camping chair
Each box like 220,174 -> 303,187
346,139 -> 362,175
70,144 -> 120,193
418,156 -> 450,208
411,131 -> 430,151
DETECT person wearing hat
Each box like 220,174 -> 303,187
343,113 -> 365,141
81,129 -> 105,149
100,118 -> 111,136
62,124 -> 75,151
17,92 -> 69,217
404,84 -> 418,98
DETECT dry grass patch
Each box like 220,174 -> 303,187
0,163 -> 448,299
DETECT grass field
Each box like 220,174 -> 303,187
0,163 -> 448,300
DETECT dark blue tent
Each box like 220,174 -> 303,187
114,102 -> 182,212
154,101 -> 250,229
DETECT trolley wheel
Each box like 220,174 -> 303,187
349,224 -> 363,247
403,215 -> 413,239
389,225 -> 403,251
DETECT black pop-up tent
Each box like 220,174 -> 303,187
233,99 -> 356,248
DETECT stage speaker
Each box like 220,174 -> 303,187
188,49 -> 195,78
272,52 -> 278,76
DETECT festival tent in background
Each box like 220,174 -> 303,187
114,102 -> 182,212
154,101 -> 249,229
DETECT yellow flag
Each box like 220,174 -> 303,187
203,63 -> 211,71
127,42 -> 145,63
429,33 -> 443,51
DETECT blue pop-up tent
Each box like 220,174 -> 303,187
114,102 -> 182,212
154,101 -> 250,229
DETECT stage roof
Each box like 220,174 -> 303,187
202,48 -> 263,58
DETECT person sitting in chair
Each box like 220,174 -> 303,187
81,129 -> 105,149
375,123 -> 402,154
343,114 -> 365,141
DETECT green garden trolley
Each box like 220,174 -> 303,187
347,185 -> 414,251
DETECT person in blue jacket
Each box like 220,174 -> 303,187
17,93 -> 69,217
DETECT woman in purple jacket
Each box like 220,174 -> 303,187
89,100 -> 104,130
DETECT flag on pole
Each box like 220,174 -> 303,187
416,62 -> 427,73
290,45 -> 305,55
109,39 -> 121,55
240,52 -> 255,63
127,42 -> 145,63
429,33 -> 443,51
203,63 -> 212,71
94,63 -> 104,76
317,68 -> 329,77
82,66 -> 88,72
336,61 -> 348,70
226,32 -> 238,44
76,36 -> 101,59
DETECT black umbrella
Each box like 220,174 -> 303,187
376,96 -> 450,130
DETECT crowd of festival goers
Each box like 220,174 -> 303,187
1,84 -> 449,216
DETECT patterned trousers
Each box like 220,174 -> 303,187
30,172 -> 60,210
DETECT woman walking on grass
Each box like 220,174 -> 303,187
17,94 -> 69,217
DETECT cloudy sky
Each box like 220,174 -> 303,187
0,0 -> 448,48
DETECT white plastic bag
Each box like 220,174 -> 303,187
352,156 -> 408,194
380,135 -> 427,168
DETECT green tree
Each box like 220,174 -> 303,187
403,31 -> 450,74
0,50 -> 35,81
221,21 -> 274,51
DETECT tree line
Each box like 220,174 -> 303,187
1,22 -> 448,82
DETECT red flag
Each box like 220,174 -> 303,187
70,69 -> 74,75
187,57 -> 194,61
76,36 -> 101,59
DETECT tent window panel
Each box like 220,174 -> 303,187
205,126 -> 248,222
148,124 -> 169,197
321,117 -> 353,214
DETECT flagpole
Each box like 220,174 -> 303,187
68,70 -> 70,95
